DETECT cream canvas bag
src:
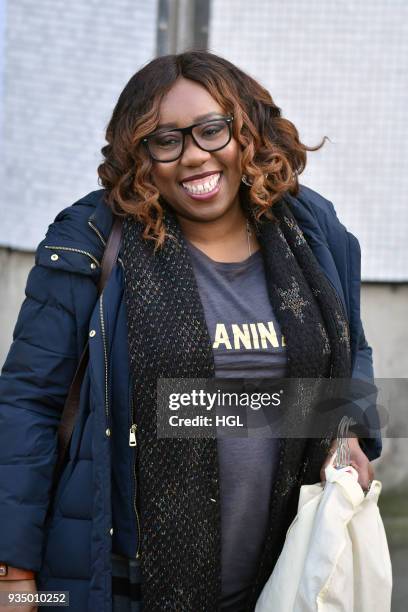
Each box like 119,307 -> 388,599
255,461 -> 392,612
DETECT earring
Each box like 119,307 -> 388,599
241,173 -> 269,186
241,174 -> 252,186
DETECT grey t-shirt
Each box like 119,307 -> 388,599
186,241 -> 288,611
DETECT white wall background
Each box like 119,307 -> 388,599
209,0 -> 408,281
0,0 -> 158,251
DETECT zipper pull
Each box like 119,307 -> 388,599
129,424 -> 137,447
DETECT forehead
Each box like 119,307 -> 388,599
158,77 -> 224,127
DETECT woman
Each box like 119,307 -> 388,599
0,51 -> 379,612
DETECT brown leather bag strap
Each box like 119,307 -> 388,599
97,215 -> 124,294
52,215 -> 124,489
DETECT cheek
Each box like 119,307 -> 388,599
221,141 -> 242,175
150,165 -> 177,191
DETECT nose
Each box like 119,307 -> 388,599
180,133 -> 211,166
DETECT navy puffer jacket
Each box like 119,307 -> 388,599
0,186 -> 381,611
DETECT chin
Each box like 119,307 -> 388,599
188,203 -> 231,222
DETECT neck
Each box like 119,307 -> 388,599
176,202 -> 260,262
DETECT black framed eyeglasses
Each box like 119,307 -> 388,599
142,115 -> 234,162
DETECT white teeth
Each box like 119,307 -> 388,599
182,172 -> 221,194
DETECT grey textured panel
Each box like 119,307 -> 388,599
1,0 -> 157,250
209,0 -> 408,281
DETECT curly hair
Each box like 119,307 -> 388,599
98,50 -> 327,249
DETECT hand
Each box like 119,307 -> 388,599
320,437 -> 374,492
0,579 -> 37,612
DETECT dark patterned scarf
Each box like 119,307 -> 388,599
121,188 -> 351,612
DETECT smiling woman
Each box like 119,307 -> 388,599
98,51 -> 326,254
0,50 -> 379,612
143,77 -> 246,251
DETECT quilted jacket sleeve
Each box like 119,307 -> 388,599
316,194 -> 382,460
293,186 -> 382,461
0,263 -> 80,572
351,321 -> 383,460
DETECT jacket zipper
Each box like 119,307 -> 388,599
99,292 -> 111,428
88,220 -> 106,246
129,388 -> 141,559
44,245 -> 101,267
90,217 -> 137,555
90,216 -> 138,554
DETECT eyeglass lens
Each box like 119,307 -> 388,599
147,119 -> 230,161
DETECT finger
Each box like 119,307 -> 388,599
349,460 -> 370,490
320,446 -> 338,482
361,458 -> 374,490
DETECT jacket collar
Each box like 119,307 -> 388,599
87,189 -> 115,245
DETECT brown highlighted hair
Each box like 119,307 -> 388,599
98,50 -> 326,248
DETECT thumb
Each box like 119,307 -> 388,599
320,463 -> 328,483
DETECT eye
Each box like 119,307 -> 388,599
159,138 -> 177,146
202,125 -> 223,137
153,135 -> 181,148
197,120 -> 229,141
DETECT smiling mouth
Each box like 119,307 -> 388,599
180,172 -> 222,195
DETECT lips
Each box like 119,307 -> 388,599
180,172 -> 223,200
181,172 -> 222,194
180,170 -> 221,184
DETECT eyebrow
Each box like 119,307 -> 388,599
156,112 -> 224,130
